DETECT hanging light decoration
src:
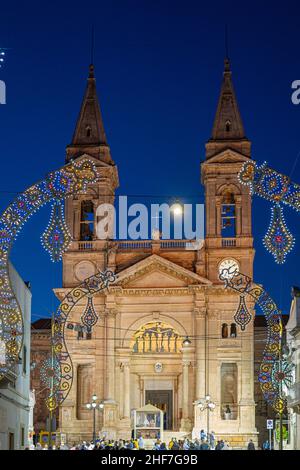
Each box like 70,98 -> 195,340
271,359 -> 295,391
234,294 -> 252,331
238,160 -> 299,263
41,199 -> 72,262
263,204 -> 295,264
81,295 -> 98,329
40,355 -> 61,390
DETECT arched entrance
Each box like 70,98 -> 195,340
129,320 -> 183,431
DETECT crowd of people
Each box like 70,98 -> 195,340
27,431 -> 260,450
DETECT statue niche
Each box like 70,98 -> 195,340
132,322 -> 180,354
221,363 -> 238,420
77,364 -> 94,420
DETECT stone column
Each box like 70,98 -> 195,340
216,197 -> 222,237
195,309 -> 206,400
105,309 -> 116,401
139,378 -> 144,407
239,321 -> 256,433
101,309 -> 119,440
180,346 -> 194,432
182,362 -> 190,418
73,200 -> 81,241
123,360 -> 131,419
92,199 -> 98,240
235,195 -> 242,237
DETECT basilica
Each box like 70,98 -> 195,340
54,58 -> 257,447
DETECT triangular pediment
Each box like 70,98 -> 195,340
203,148 -> 252,165
115,254 -> 211,288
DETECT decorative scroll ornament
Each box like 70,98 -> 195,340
263,204 -> 295,264
81,295 -> 98,329
219,268 -> 285,414
41,199 -> 72,262
234,294 -> 252,331
0,158 -> 98,382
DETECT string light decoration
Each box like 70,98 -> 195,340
239,160 -> 300,262
263,204 -> 295,264
0,48 -> 6,69
40,355 -> 61,390
45,270 -> 116,412
41,199 -> 72,262
219,267 -> 285,414
0,158 -> 98,382
271,360 -> 295,391
81,295 -> 98,329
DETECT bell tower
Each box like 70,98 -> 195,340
63,64 -> 119,288
201,58 -> 254,283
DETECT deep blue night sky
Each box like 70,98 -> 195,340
0,1 -> 300,321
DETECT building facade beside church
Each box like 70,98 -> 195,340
55,60 -> 257,447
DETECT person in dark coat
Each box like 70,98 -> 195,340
247,439 -> 255,450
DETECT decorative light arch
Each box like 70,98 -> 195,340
0,158 -> 98,383
220,267 -> 286,414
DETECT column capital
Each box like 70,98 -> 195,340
194,308 -> 206,319
105,308 -> 118,318
182,360 -> 192,368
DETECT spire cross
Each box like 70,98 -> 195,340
90,25 -> 95,65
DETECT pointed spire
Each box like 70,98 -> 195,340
71,64 -> 108,146
66,64 -> 113,164
205,58 -> 251,160
211,58 -> 246,141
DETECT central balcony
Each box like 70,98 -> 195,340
73,239 -> 203,252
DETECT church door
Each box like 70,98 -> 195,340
145,390 -> 173,430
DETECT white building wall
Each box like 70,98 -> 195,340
0,263 -> 32,450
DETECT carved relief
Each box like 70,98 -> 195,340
131,322 -> 181,354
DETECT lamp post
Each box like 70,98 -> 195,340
195,395 -> 216,440
86,394 -> 104,442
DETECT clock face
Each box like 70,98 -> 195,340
218,259 -> 239,280
74,261 -> 96,281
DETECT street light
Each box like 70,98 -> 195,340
86,394 -> 104,442
194,395 -> 215,440
182,336 -> 192,347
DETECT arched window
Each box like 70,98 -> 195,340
86,126 -> 91,138
225,120 -> 231,132
230,323 -> 237,338
222,323 -> 228,338
221,192 -> 236,238
80,200 -> 94,241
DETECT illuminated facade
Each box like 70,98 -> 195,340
56,60 -> 257,447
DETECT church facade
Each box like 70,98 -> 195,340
55,60 -> 257,447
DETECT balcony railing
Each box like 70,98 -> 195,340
73,239 -> 202,252
78,241 -> 95,251
117,240 -> 152,251
222,238 -> 236,247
